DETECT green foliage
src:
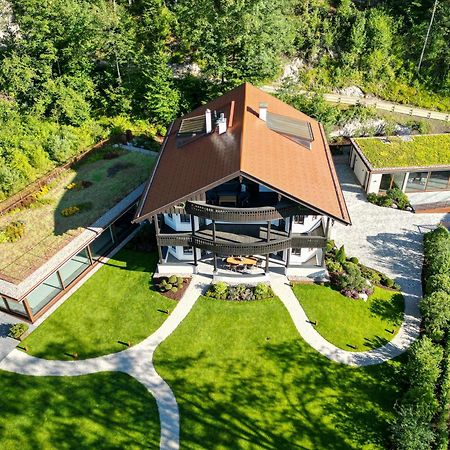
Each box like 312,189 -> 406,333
426,273 -> 450,296
420,292 -> 450,342
8,322 -> 29,339
254,283 -> 273,300
386,188 -> 410,210
206,282 -> 274,301
424,226 -> 450,279
0,221 -> 25,243
338,262 -> 366,292
325,258 -> 342,274
335,245 -> 346,264
206,281 -> 229,300
349,256 -> 359,264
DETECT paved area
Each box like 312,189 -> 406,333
409,190 -> 450,208
0,274 -> 209,450
0,311 -> 22,362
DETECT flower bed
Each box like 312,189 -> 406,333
206,282 -> 274,301
154,275 -> 191,301
367,188 -> 412,211
325,240 -> 400,299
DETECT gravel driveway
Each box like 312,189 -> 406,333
332,161 -> 449,303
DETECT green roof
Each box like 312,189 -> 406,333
354,134 -> 450,169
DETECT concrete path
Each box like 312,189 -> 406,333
261,85 -> 450,122
0,274 -> 209,450
271,275 -> 418,366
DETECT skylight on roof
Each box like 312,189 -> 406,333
266,112 -> 313,149
178,115 -> 206,136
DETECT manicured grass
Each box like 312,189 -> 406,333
354,134 -> 450,168
0,148 -> 155,282
293,284 -> 404,351
23,249 -> 175,360
154,296 -> 403,449
0,370 -> 159,450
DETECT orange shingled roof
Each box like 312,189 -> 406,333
135,83 -> 351,225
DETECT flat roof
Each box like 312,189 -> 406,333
353,134 -> 450,170
135,83 -> 351,225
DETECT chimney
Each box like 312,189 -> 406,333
205,109 -> 212,133
259,102 -> 268,121
217,112 -> 227,135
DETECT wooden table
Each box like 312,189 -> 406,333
226,256 -> 257,266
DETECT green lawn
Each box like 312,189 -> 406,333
0,370 -> 159,450
154,296 -> 403,449
354,134 -> 450,168
293,284 -> 404,351
23,249 -> 175,360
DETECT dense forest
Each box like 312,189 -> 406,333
0,0 -> 449,199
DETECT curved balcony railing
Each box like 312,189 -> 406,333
185,201 -> 306,223
156,233 -> 327,256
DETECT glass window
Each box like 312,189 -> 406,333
293,215 -> 305,224
180,214 -> 191,223
292,248 -> 302,255
113,207 -> 138,240
392,173 -> 406,189
0,297 -> 9,311
58,249 -> 91,287
426,171 -> 450,191
26,272 -> 63,315
406,172 -> 429,192
167,213 -> 173,219
379,173 -> 392,191
90,228 -> 114,259
183,246 -> 193,255
5,299 -> 28,317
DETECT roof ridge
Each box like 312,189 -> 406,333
239,83 -> 249,169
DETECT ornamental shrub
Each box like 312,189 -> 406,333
387,187 -> 410,210
335,245 -> 346,263
326,258 -> 342,273
338,262 -> 366,292
168,275 -> 177,284
325,239 -> 336,255
254,283 -> 273,300
0,221 -> 25,243
423,226 -> 450,278
206,281 -> 229,300
349,256 -> 359,264
426,273 -> 450,295
8,322 -> 29,339
420,292 -> 450,342
360,265 -> 382,284
380,274 -> 395,288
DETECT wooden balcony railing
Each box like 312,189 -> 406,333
185,201 -> 307,223
156,233 -> 327,256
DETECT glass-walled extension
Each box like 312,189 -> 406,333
406,170 -> 450,192
0,204 -> 139,322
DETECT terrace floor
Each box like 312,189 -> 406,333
0,148 -> 156,283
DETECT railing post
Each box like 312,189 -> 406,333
265,220 -> 271,273
212,219 -> 218,274
191,215 -> 198,273
154,215 -> 163,265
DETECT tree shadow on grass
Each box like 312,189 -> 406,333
369,293 -> 404,327
155,339 -> 403,450
0,371 -> 160,449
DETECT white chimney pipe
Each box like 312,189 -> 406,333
259,102 -> 268,121
205,109 -> 212,133
218,113 -> 227,134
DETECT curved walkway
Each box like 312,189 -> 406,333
271,275 -> 418,366
0,274 -> 209,450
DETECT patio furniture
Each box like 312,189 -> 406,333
218,194 -> 238,206
226,256 -> 258,267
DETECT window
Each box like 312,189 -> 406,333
26,272 -> 63,315
292,248 -> 302,255
293,215 -> 305,224
427,171 -> 450,191
58,249 -> 91,287
406,172 -> 429,192
183,246 -> 193,255
180,214 -> 191,223
167,213 -> 173,219
90,228 -> 114,260
5,299 -> 28,317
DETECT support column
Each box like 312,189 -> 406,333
212,219 -> 218,274
265,220 -> 271,273
154,215 -> 163,265
191,215 -> 198,273
285,217 -> 293,273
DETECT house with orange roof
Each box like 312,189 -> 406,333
134,83 -> 351,279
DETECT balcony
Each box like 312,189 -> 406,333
185,200 -> 308,223
156,222 -> 327,256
